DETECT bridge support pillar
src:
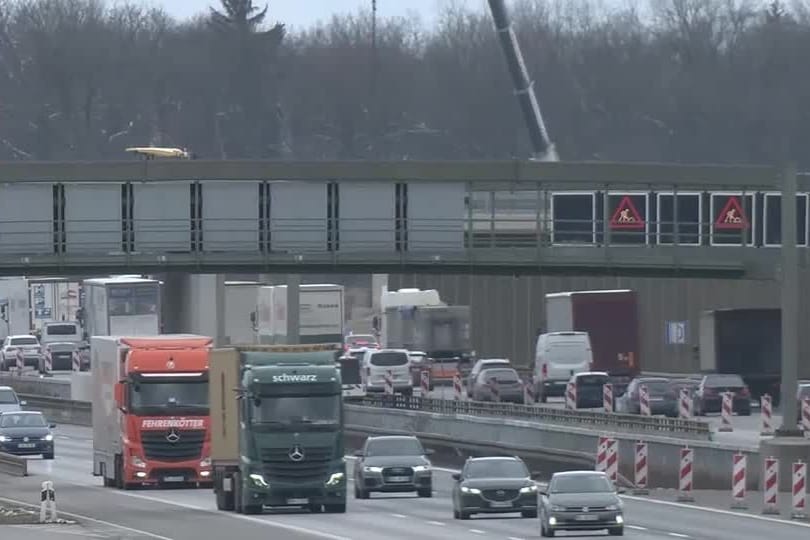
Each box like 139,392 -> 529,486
161,273 -> 227,345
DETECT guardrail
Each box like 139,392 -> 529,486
19,394 -> 91,427
0,451 -> 27,477
357,394 -> 712,438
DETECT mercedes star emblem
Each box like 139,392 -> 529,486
165,429 -> 180,443
496,490 -> 504,496
23,437 -> 29,442
583,507 -> 589,513
288,445 -> 305,462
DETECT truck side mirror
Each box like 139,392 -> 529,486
114,382 -> 126,411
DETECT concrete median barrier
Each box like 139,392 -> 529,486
18,394 -> 91,427
0,452 -> 27,477
0,374 -> 71,399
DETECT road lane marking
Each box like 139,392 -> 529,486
111,491 -> 354,540
507,537 -> 526,540
391,513 -> 407,518
628,525 -> 648,530
0,496 -> 174,540
426,520 -> 445,526
668,534 -> 690,538
468,529 -> 485,534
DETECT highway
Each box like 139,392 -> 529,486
1,425 -> 808,540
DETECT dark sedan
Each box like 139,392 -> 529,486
451,456 -> 538,519
540,470 -> 624,537
694,374 -> 751,416
353,435 -> 433,498
615,377 -> 671,415
40,342 -> 78,373
0,411 -> 55,459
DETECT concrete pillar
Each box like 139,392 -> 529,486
178,274 -> 227,346
286,274 -> 301,344
159,272 -> 187,334
371,274 -> 388,313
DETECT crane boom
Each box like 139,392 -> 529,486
488,0 -> 557,161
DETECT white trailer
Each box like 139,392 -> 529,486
224,281 -> 259,345
29,278 -> 81,331
256,286 -> 275,344
378,288 -> 442,348
0,277 -> 31,339
271,284 -> 345,345
82,277 -> 161,338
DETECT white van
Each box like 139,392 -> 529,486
533,332 -> 593,402
40,321 -> 82,346
361,348 -> 413,396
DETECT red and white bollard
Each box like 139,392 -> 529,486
730,452 -> 747,509
676,446 -> 695,502
801,398 -> 810,435
384,369 -> 394,395
453,373 -> 463,401
39,481 -> 56,523
42,347 -> 52,376
603,383 -> 614,413
762,456 -> 779,515
488,377 -> 500,403
72,350 -> 81,372
633,441 -> 648,495
760,394 -> 774,435
639,384 -> 651,416
565,381 -> 577,410
718,392 -> 733,432
15,348 -> 24,374
792,461 -> 807,520
523,380 -> 535,405
678,387 -> 692,419
606,438 -> 618,484
420,370 -> 430,397
595,436 -> 609,473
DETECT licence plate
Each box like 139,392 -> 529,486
163,476 -> 184,482
490,501 -> 512,508
18,443 -> 35,448
287,498 -> 308,505
387,476 -> 410,482
575,514 -> 598,521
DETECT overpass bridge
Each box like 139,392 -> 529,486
0,159 -> 798,278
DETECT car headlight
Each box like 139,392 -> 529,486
549,504 -> 565,512
200,457 -> 211,468
412,465 -> 431,472
325,472 -> 344,486
606,503 -> 622,511
249,473 -> 269,488
43,434 -> 53,442
520,485 -> 538,493
460,486 -> 481,494
0,435 -> 8,442
131,455 -> 147,468
363,466 -> 383,473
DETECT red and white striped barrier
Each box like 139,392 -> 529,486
603,383 -> 614,413
801,398 -> 810,434
383,369 -> 394,395
42,347 -> 52,375
718,392 -> 733,432
792,461 -> 807,520
523,380 -> 535,405
420,370 -> 430,396
633,441 -> 648,495
453,373 -> 463,401
72,350 -> 81,372
730,452 -> 747,509
678,387 -> 692,419
595,436 -> 609,473
606,438 -> 618,484
15,348 -> 24,373
676,446 -> 694,502
488,377 -> 500,403
762,456 -> 779,515
639,384 -> 651,416
565,381 -> 576,410
760,394 -> 774,435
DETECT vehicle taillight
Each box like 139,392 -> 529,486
541,364 -> 548,377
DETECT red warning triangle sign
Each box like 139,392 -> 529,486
610,196 -> 645,230
714,196 -> 749,230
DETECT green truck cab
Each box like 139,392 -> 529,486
210,345 -> 346,514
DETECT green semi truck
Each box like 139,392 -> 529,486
210,344 -> 346,514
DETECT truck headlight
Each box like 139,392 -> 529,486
520,485 -> 537,493
460,486 -> 481,494
325,472 -> 344,486
412,465 -> 431,473
43,434 -> 53,442
249,473 -> 269,488
131,455 -> 147,468
363,466 -> 383,473
200,457 -> 211,468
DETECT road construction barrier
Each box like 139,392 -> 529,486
718,393 -> 733,432
678,388 -> 692,419
603,383 -> 613,413
453,374 -> 463,401
39,480 -> 56,523
633,441 -> 648,495
760,395 -> 774,435
677,447 -> 695,502
802,398 -> 810,434
384,370 -> 393,395
420,370 -> 430,396
72,350 -> 81,372
639,384 -> 650,416
793,461 -> 807,520
731,452 -> 747,509
523,380 -> 535,405
488,377 -> 500,403
0,451 -> 28,477
606,438 -> 618,484
15,349 -> 23,373
565,381 -> 576,410
595,436 -> 609,472
42,348 -> 52,376
762,456 -> 779,515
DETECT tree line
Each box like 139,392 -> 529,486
1,0 -> 809,165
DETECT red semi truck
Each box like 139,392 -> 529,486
545,290 -> 640,394
92,334 -> 213,489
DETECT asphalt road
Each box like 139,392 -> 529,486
2,425 -> 808,540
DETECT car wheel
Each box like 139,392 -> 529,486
43,452 -> 54,460
453,508 -> 460,519
459,510 -> 471,520
609,526 -> 624,536
324,503 -> 346,513
417,487 -> 432,498
521,509 -> 538,518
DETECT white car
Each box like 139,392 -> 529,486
1,335 -> 42,371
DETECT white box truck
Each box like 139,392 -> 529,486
0,277 -> 31,339
271,284 -> 345,345
224,281 -> 259,345
256,286 -> 275,344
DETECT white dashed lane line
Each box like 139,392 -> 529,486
668,534 -> 691,539
390,513 -> 407,518
468,529 -> 485,534
629,525 -> 648,530
426,521 -> 445,526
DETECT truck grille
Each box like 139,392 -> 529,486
260,446 -> 333,482
481,489 -> 519,502
141,430 -> 205,461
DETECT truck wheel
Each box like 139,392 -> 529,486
324,503 -> 346,513
216,486 -> 235,511
114,455 -> 124,489
233,473 -> 243,513
242,504 -> 262,515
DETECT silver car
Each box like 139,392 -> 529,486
471,367 -> 524,403
0,386 -> 26,414
1,335 -> 41,370
540,470 -> 625,537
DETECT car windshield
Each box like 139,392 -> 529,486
577,375 -> 608,387
370,352 -> 408,366
365,438 -> 424,457
550,474 -> 614,494
0,389 -> 18,404
705,375 -> 745,387
638,381 -> 669,395
251,395 -> 340,428
0,413 -> 46,428
477,360 -> 509,372
129,381 -> 208,415
479,368 -> 519,382
10,337 -> 38,346
669,381 -> 697,391
465,459 -> 528,479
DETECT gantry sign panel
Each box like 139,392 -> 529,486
550,191 -> 809,247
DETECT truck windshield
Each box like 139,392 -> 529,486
129,381 -> 208,415
251,394 -> 340,428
